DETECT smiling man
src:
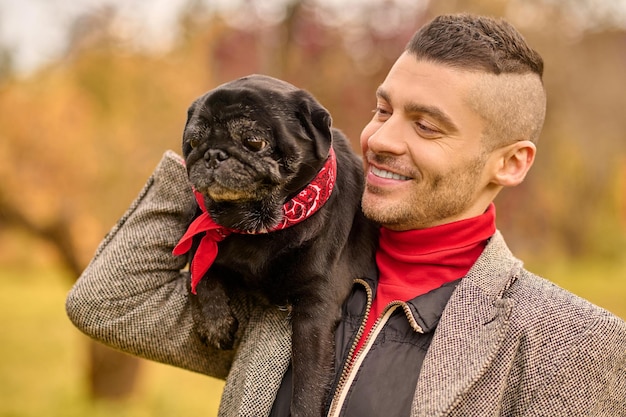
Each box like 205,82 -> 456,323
327,15 -> 625,416
66,13 -> 625,417
329,13 -> 626,416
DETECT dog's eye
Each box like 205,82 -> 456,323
190,137 -> 200,148
243,137 -> 268,152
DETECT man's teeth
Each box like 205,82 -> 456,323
371,166 -> 410,180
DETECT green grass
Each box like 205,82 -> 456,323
0,267 -> 224,417
0,259 -> 624,417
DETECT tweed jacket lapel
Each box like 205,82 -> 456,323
412,231 -> 522,416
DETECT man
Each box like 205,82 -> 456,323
66,13 -> 626,416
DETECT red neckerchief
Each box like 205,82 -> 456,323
173,147 -> 337,294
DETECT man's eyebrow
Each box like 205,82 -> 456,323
376,86 -> 459,134
376,86 -> 391,103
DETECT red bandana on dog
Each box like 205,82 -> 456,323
173,147 -> 337,294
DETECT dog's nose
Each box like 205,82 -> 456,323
204,149 -> 229,169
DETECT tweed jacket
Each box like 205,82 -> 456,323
66,151 -> 626,417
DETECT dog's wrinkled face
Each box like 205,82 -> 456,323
182,74 -> 332,229
184,110 -> 278,203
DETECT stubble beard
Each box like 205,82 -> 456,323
362,154 -> 487,230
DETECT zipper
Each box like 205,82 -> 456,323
327,278 -> 372,417
327,283 -> 425,417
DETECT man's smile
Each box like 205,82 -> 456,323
369,165 -> 412,181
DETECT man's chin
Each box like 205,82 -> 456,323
362,192 -> 421,230
361,195 -> 392,224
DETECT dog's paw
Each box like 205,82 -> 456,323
195,312 -> 239,350
189,279 -> 239,350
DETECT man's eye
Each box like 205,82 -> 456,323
373,107 -> 391,118
416,121 -> 441,138
243,136 -> 268,152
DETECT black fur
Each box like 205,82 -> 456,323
181,74 -> 378,417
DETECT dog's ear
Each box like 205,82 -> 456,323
182,98 -> 201,156
184,98 -> 201,129
295,92 -> 332,160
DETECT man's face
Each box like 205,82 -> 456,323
360,53 -> 498,231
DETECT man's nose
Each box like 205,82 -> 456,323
365,116 -> 408,155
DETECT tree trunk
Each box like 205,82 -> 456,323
0,194 -> 142,400
88,342 -> 141,399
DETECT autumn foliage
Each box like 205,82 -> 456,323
0,1 -> 624,284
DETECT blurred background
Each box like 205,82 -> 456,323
0,0 -> 625,416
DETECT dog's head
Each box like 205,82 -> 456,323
182,74 -> 333,230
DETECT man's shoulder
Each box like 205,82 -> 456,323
468,231 -> 625,336
508,268 -> 615,315
506,268 -> 626,338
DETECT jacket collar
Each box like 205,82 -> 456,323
404,279 -> 461,333
412,230 -> 522,416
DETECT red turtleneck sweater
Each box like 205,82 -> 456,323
353,203 -> 497,357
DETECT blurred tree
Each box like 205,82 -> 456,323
0,4 -> 221,400
0,0 -> 425,401
0,46 -> 13,82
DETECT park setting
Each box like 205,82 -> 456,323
1,0 -> 625,416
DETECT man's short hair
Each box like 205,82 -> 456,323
406,14 -> 547,146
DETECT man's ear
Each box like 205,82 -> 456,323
491,140 -> 536,187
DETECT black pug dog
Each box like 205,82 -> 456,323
174,74 -> 377,417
